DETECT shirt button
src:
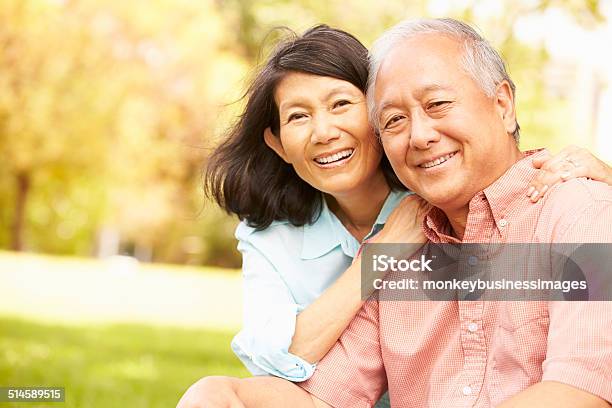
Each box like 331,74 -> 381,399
468,322 -> 478,332
462,385 -> 473,396
499,218 -> 508,228
467,255 -> 478,266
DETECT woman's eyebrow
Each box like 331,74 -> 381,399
279,88 -> 359,112
324,85 -> 359,100
278,98 -> 308,112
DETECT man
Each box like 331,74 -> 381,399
178,18 -> 611,408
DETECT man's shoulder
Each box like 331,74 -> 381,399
538,178 -> 612,241
544,177 -> 611,209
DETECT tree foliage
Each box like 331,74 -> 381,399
0,0 -> 605,267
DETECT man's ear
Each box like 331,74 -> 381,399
263,127 -> 290,163
495,81 -> 517,135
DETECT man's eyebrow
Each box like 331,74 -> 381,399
377,100 -> 399,116
375,83 -> 453,120
415,83 -> 453,97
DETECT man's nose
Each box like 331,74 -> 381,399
311,113 -> 340,144
409,112 -> 440,150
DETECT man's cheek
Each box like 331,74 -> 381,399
382,140 -> 405,165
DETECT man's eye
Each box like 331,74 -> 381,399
384,115 -> 404,129
333,100 -> 351,109
428,101 -> 450,110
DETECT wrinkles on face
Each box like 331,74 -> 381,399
374,35 -> 521,216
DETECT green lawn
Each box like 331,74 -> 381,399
0,316 -> 249,407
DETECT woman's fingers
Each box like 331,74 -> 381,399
528,145 -> 611,202
527,160 -> 575,202
387,195 -> 422,222
531,149 -> 552,169
375,195 -> 428,244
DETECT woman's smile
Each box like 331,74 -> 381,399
313,148 -> 355,168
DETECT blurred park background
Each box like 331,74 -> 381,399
1,0 -> 611,406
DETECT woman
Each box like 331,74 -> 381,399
179,25 -> 612,407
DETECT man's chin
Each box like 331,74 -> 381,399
417,186 -> 465,210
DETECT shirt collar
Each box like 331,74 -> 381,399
301,196 -> 338,260
423,148 -> 546,242
301,190 -> 410,259
483,148 -> 546,226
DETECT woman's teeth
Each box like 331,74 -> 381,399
314,149 -> 354,164
420,151 -> 457,168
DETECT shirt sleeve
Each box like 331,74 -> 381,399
542,197 -> 612,402
231,236 -> 317,382
298,297 -> 387,408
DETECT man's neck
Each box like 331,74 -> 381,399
443,146 -> 523,240
446,207 -> 469,240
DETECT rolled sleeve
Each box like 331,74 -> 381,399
232,237 -> 316,381
542,301 -> 612,402
542,197 -> 612,402
299,297 -> 387,408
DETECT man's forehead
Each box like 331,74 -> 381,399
378,35 -> 463,76
374,35 -> 466,100
394,32 -> 463,55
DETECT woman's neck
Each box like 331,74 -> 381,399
327,171 -> 391,242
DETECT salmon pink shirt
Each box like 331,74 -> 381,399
299,150 -> 612,407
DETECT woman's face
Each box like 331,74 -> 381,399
264,72 -> 384,197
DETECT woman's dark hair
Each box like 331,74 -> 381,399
205,24 -> 406,230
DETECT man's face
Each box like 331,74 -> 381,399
374,34 -> 519,212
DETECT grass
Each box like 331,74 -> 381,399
0,316 -> 250,407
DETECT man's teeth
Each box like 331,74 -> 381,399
420,152 -> 456,168
315,149 -> 354,164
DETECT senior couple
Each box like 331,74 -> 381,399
179,18 -> 612,408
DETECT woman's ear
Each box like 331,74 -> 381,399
264,127 -> 290,163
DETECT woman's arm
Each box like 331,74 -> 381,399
287,253 -> 369,363
231,236 -> 316,381
528,146 -> 612,202
289,195 -> 427,364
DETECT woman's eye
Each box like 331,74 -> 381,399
333,100 -> 351,109
287,113 -> 307,122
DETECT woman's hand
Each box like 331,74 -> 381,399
362,195 -> 428,287
528,146 -> 612,202
373,194 -> 429,244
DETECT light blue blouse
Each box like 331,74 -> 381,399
231,189 -> 411,381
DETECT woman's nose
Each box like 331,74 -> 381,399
311,113 -> 341,144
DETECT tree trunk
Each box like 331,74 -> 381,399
10,171 -> 30,251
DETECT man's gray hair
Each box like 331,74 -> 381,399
367,18 -> 520,142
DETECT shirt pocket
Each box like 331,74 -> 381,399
488,302 -> 550,406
